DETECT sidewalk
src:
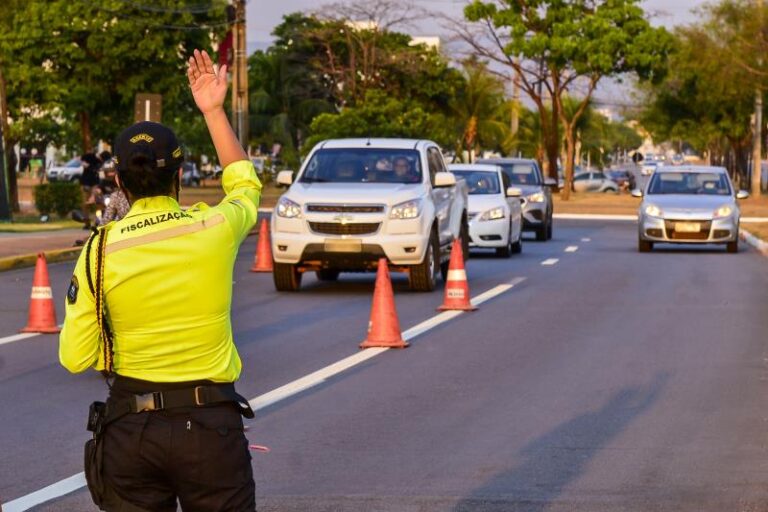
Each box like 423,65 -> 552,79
0,229 -> 86,259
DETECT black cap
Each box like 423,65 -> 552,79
113,121 -> 183,172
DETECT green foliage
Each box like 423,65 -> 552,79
34,182 -> 81,218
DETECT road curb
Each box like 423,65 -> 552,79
0,247 -> 83,272
740,228 -> 768,256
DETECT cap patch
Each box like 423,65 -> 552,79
172,147 -> 182,158
130,133 -> 154,144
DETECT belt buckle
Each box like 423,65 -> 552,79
194,386 -> 205,406
135,392 -> 163,412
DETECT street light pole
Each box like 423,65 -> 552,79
230,0 -> 249,149
752,0 -> 764,195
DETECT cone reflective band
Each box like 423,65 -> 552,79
250,219 -> 273,272
360,258 -> 408,349
20,253 -> 61,333
437,239 -> 477,311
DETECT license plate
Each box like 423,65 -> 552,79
324,239 -> 362,253
675,222 -> 701,233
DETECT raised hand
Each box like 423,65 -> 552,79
187,49 -> 228,115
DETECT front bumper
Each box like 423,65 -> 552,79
468,217 -> 509,248
639,215 -> 738,243
522,200 -> 547,229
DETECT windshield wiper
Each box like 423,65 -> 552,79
301,177 -> 330,183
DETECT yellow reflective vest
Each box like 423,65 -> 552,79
59,160 -> 262,383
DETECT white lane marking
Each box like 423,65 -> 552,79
4,277 -> 526,511
4,473 -> 87,512
0,333 -> 40,347
541,258 -> 559,266
581,237 -> 591,242
564,246 -> 579,253
554,213 -> 636,221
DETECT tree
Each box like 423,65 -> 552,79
457,0 -> 673,198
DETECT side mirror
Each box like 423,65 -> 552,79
434,172 -> 456,188
736,190 -> 750,200
544,177 -> 557,187
506,187 -> 522,198
276,170 -> 294,186
631,189 -> 643,198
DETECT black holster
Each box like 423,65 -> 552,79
84,401 -> 107,508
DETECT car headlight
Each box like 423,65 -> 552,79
479,207 -> 505,221
714,205 -> 733,218
644,204 -> 663,217
390,199 -> 422,219
526,191 -> 545,203
276,197 -> 302,218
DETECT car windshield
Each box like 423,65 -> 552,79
450,170 -> 501,195
300,148 -> 422,184
647,172 -> 732,196
496,163 -> 540,185
66,159 -> 81,167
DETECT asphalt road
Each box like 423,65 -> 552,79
2,220 -> 768,511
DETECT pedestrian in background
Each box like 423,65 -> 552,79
80,153 -> 102,229
59,49 -> 260,511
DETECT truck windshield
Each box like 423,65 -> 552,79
497,163 -> 541,186
647,172 -> 731,195
450,170 -> 500,195
300,148 -> 422,184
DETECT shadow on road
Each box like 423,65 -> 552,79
451,374 -> 668,512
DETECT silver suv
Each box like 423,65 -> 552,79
476,158 -> 555,241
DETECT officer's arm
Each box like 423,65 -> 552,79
59,246 -> 101,373
218,160 -> 262,243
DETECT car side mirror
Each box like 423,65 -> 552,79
736,190 -> 750,200
631,189 -> 643,198
506,187 -> 522,198
276,170 -> 294,186
544,177 -> 557,187
434,172 -> 456,188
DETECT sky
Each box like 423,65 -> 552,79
246,0 -> 711,49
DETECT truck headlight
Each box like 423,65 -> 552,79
526,191 -> 545,203
390,199 -> 422,219
713,205 -> 733,218
644,204 -> 663,218
276,197 -> 302,218
479,207 -> 505,221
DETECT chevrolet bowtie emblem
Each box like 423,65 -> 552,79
333,214 -> 354,224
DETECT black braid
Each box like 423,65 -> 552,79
84,231 -> 98,296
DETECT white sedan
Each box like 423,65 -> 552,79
448,164 -> 523,257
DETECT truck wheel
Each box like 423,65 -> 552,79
274,263 -> 302,291
460,216 -> 470,262
495,223 -> 513,258
410,232 -> 438,292
316,269 -> 340,281
638,239 -> 653,253
726,240 -> 739,253
535,221 -> 547,241
546,216 -> 553,240
511,226 -> 523,254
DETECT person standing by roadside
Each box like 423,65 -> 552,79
80,153 -> 102,229
59,49 -> 260,511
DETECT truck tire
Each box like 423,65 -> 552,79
535,221 -> 548,241
460,215 -> 470,262
511,224 -> 523,254
274,263 -> 302,291
638,238 -> 653,253
495,222 -> 513,258
410,231 -> 438,292
546,215 -> 553,240
726,240 -> 739,253
316,269 -> 340,281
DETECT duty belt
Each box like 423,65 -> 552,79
107,383 -> 255,421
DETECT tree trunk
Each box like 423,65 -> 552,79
80,111 -> 91,153
562,126 -> 576,201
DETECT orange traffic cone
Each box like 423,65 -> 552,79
250,219 -> 274,272
20,253 -> 61,333
360,259 -> 408,349
437,239 -> 477,312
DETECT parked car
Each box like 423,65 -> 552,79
271,138 -> 470,292
633,165 -> 749,253
46,158 -> 83,182
606,169 -> 636,190
573,171 -> 620,193
448,164 -> 523,257
476,158 -> 555,241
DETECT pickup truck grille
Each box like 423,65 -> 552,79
309,222 -> 381,235
306,204 -> 384,213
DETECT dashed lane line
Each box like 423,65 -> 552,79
4,277 -> 527,512
541,258 -> 559,266
581,238 -> 592,242
565,246 -> 579,253
0,333 -> 41,347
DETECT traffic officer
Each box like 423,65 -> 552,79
59,49 -> 260,511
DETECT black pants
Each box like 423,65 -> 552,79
101,378 -> 255,512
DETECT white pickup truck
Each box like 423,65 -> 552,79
270,138 -> 470,292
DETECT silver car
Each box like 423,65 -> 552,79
633,166 -> 749,253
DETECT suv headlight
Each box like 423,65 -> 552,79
390,199 -> 422,219
526,191 -> 545,203
479,207 -> 505,221
276,197 -> 302,218
644,204 -> 663,217
713,205 -> 733,218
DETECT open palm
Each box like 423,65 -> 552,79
187,49 -> 228,114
